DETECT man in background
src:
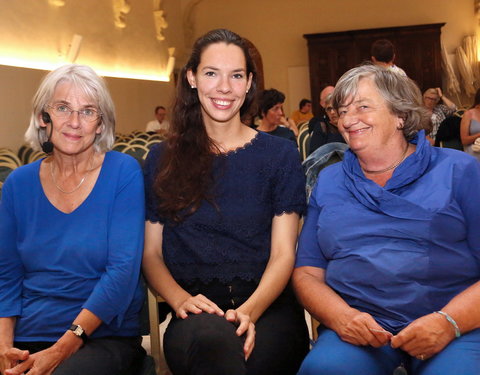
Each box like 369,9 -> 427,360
291,98 -> 314,126
370,39 -> 407,77
146,105 -> 170,134
307,85 -> 344,156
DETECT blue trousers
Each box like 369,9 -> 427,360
297,327 -> 480,375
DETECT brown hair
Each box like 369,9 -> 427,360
153,29 -> 258,222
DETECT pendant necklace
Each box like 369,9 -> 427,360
50,153 -> 95,194
361,142 -> 410,175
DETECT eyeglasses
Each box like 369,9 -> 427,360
325,106 -> 336,112
47,104 -> 102,122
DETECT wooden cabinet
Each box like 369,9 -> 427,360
304,23 -> 445,116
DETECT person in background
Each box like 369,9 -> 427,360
422,87 -> 456,143
256,88 -> 297,144
0,64 -> 146,375
294,64 -> 480,374
142,29 -> 309,375
145,105 -> 170,134
308,85 -> 345,155
291,98 -> 314,126
460,87 -> 480,162
370,39 -> 407,77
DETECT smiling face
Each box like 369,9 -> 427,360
41,81 -> 101,157
337,77 -> 404,154
186,42 -> 252,129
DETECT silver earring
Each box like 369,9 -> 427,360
246,90 -> 249,93
191,85 -> 196,89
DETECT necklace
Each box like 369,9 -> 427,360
50,153 -> 95,194
361,142 -> 410,175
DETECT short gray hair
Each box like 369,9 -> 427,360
25,64 -> 116,152
332,64 -> 430,140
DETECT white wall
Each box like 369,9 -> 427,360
190,0 -> 478,114
0,0 -> 185,150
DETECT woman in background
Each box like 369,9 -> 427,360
460,88 -> 480,162
142,29 -> 308,375
422,87 -> 456,143
0,64 -> 145,375
256,88 -> 298,143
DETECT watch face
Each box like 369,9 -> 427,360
73,326 -> 83,336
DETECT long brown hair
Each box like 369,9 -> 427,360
154,29 -> 258,222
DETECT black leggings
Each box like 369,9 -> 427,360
15,336 -> 145,375
163,280 -> 309,375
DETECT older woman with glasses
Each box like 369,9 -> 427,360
293,64 -> 480,375
422,87 -> 456,143
0,64 -> 145,375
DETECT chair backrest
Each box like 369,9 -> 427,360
434,115 -> 462,150
297,126 -> 311,161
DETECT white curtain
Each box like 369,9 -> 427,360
441,42 -> 461,98
456,45 -> 476,96
462,35 -> 480,89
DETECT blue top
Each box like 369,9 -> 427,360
144,132 -> 306,287
296,131 -> 480,333
0,151 -> 145,341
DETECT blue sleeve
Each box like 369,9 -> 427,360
143,143 -> 165,223
0,176 -> 23,317
455,158 -> 480,267
82,158 -> 145,327
272,142 -> 306,216
295,177 -> 328,269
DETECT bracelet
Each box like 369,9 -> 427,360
434,311 -> 461,338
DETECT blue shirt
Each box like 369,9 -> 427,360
296,131 -> 480,333
0,152 -> 145,341
144,132 -> 306,287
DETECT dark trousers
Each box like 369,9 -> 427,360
15,336 -> 145,375
163,280 -> 309,375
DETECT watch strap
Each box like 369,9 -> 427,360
69,324 -> 88,343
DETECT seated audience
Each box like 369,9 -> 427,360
460,88 -> 480,162
142,29 -> 309,375
308,87 -> 345,156
294,64 -> 480,375
256,89 -> 297,144
370,38 -> 407,76
145,105 -> 170,134
291,98 -> 314,126
423,87 -> 456,142
0,64 -> 146,375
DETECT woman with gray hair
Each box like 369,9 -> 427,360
293,64 -> 480,374
0,64 -> 146,375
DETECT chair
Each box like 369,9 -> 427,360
112,142 -> 130,152
297,120 -> 310,133
297,126 -> 311,161
0,149 -> 21,167
122,144 -> 150,165
311,315 -> 320,342
27,150 -> 46,164
147,288 -> 171,375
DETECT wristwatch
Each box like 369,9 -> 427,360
68,324 -> 88,343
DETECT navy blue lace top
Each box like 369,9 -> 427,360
144,131 -> 306,286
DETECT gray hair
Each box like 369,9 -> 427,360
332,64 -> 430,140
25,64 -> 116,152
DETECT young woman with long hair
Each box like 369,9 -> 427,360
142,29 -> 308,375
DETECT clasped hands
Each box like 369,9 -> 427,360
1,344 -> 68,375
334,309 -> 456,360
175,294 -> 256,359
